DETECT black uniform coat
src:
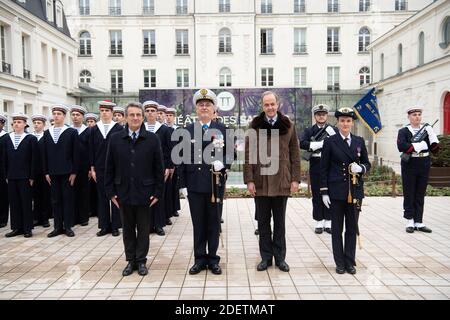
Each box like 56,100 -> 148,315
3,133 -> 38,180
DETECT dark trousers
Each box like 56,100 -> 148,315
96,175 -> 121,230
255,196 -> 288,263
330,199 -> 357,268
172,170 -> 181,213
401,157 -> 430,223
164,177 -> 174,219
74,170 -> 90,225
0,179 -> 9,225
150,185 -> 166,229
121,205 -> 152,264
89,179 -> 98,217
8,179 -> 33,233
187,192 -> 221,266
50,174 -> 75,231
33,175 -> 51,224
310,158 -> 331,221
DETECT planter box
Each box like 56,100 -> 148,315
429,167 -> 450,187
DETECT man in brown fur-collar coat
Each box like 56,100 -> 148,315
244,91 -> 301,272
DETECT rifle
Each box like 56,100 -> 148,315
302,124 -> 330,161
211,165 -> 225,248
400,119 -> 438,163
348,164 -> 363,250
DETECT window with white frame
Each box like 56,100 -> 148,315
261,68 -> 274,87
328,0 -> 339,13
294,0 -> 305,13
219,28 -> 232,53
56,3 -> 63,28
79,70 -> 91,84
380,53 -> 384,80
46,0 -> 53,21
261,29 -> 273,54
219,67 -> 232,87
111,69 -> 123,93
261,0 -> 272,14
109,0 -> 121,15
398,43 -> 403,73
358,27 -> 370,52
327,27 -> 339,53
110,30 -> 122,55
359,67 -> 370,86
359,0 -> 370,12
219,0 -> 230,13
327,66 -> 340,91
79,31 -> 91,56
177,0 -> 188,14
294,67 -> 307,87
0,25 -> 11,74
22,35 -> 30,80
79,0 -> 90,15
294,28 -> 306,54
176,30 -> 189,54
143,30 -> 156,55
143,0 -> 154,15
176,69 -> 189,87
395,0 -> 407,11
441,17 -> 450,48
418,32 -> 424,66
144,69 -> 156,88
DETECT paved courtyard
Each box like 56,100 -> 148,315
0,197 -> 449,300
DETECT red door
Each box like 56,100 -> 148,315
445,93 -> 450,135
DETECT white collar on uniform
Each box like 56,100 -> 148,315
0,129 -> 7,137
9,132 -> 29,148
406,124 -> 422,136
97,120 -> 116,139
49,125 -> 68,142
146,121 -> 162,133
73,124 -> 87,135
339,131 -> 351,144
33,131 -> 44,141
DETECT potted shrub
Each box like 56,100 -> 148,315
429,135 -> 450,187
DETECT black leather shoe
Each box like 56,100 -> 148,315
97,229 -> 109,237
5,230 -> 23,237
209,264 -> 222,275
65,229 -> 75,237
33,221 -> 40,227
80,221 -> 89,227
324,228 -> 332,234
336,267 -> 345,274
156,227 -> 165,236
346,266 -> 357,274
173,212 -> 179,217
122,262 -> 135,276
406,227 -> 414,233
417,226 -> 432,233
220,218 -> 224,223
24,232 -> 32,238
315,227 -> 323,234
189,263 -> 207,275
257,260 -> 272,271
254,229 -> 259,235
0,223 -> 7,228
166,219 -> 172,226
111,229 -> 120,237
137,263 -> 148,276
47,229 -> 63,238
276,261 -> 290,272
42,221 -> 50,228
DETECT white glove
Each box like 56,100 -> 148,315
213,160 -> 224,172
180,188 -> 188,198
325,126 -> 336,136
412,141 -> 428,153
310,141 -> 324,151
425,126 -> 439,144
322,195 -> 331,209
350,162 -> 363,173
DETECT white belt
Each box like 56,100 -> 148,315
411,152 -> 429,158
311,153 -> 321,158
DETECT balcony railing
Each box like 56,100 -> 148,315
294,44 -> 307,54
261,45 -> 273,54
294,4 -> 306,13
109,7 -> 121,16
176,6 -> 187,14
261,4 -> 272,14
395,1 -> 407,11
327,83 -> 340,91
1,62 -> 11,74
79,6 -> 90,15
176,44 -> 189,54
218,43 -> 232,53
219,4 -> 230,12
328,3 -> 339,13
23,68 -> 31,80
143,6 -> 154,15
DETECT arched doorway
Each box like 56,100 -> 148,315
445,92 -> 450,134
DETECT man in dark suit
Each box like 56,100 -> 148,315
90,100 -> 124,237
71,105 -> 91,227
105,102 -> 164,276
31,114 -> 51,228
0,114 -> 9,228
178,89 -> 233,276
320,107 -> 371,275
300,104 -> 337,234
42,105 -> 80,237
3,114 -> 38,238
143,101 -> 173,236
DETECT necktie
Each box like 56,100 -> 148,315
104,124 -> 109,137
53,127 -> 61,143
132,131 -> 137,142
344,137 -> 350,147
202,124 -> 209,130
269,119 -> 274,126
14,134 -> 21,149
